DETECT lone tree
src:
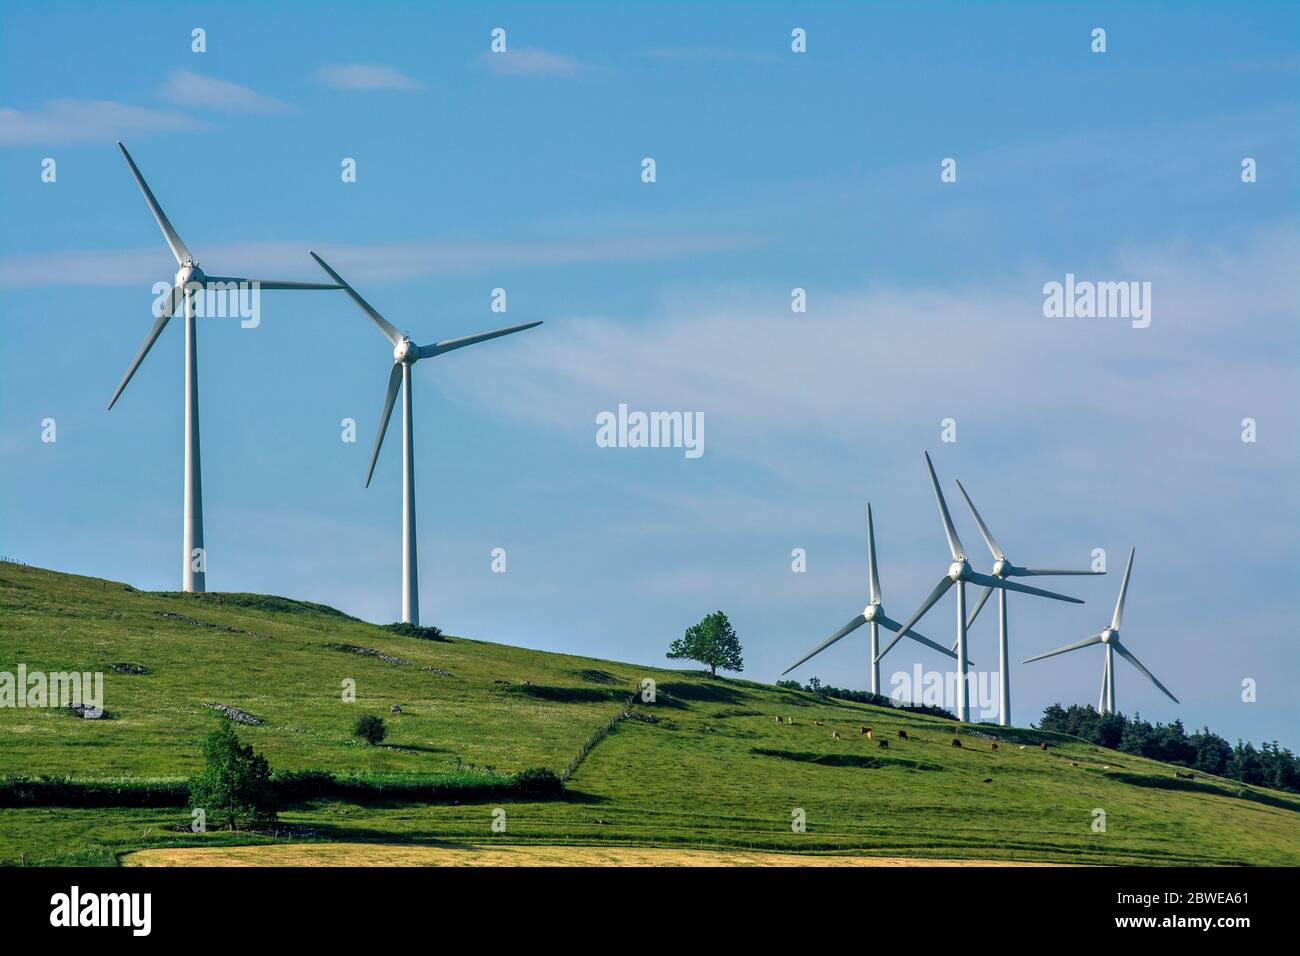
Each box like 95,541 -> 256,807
353,713 -> 387,746
667,611 -> 743,678
188,719 -> 276,830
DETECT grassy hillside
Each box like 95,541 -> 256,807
2,562 -> 1298,866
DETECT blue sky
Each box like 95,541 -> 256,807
2,1 -> 1296,746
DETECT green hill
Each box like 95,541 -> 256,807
2,562 -> 1297,866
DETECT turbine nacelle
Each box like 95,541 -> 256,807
948,559 -> 971,582
862,602 -> 883,622
175,263 -> 204,286
1101,628 -> 1117,644
393,338 -> 419,366
992,557 -> 1012,578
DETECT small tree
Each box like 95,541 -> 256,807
188,720 -> 276,830
353,713 -> 387,745
667,611 -> 743,677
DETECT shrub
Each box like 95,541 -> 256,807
382,622 -> 445,641
188,720 -> 276,829
511,768 -> 565,799
353,714 -> 387,745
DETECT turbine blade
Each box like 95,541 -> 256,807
1113,640 -> 1179,704
866,503 -> 881,605
106,283 -> 182,410
1016,568 -> 1105,577
875,576 -> 953,663
419,320 -> 542,358
118,143 -> 190,266
781,614 -> 867,675
308,252 -> 403,345
969,571 -> 1083,604
1112,548 -> 1135,630
965,584 -> 995,631
923,451 -> 965,560
877,614 -> 961,662
364,364 -> 403,487
1022,633 -> 1104,664
203,276 -> 342,291
954,478 -> 1004,560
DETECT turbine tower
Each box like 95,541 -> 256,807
876,452 -> 1083,721
108,143 -> 342,592
310,252 -> 541,625
781,503 -> 961,695
1023,548 -> 1177,714
949,478 -> 1102,726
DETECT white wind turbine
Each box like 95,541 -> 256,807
1023,548 -> 1178,714
310,252 -> 541,625
108,143 -> 343,592
876,452 -> 1083,721
781,503 -> 962,695
948,479 -> 1102,727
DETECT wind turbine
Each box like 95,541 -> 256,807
310,252 -> 541,625
876,452 -> 1083,721
781,503 -> 962,695
949,479 -> 1102,726
1023,548 -> 1177,714
108,143 -> 343,592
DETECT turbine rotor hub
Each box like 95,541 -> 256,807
948,560 -> 970,582
1101,629 -> 1116,644
394,339 -> 419,365
863,603 -> 881,622
993,558 -> 1011,577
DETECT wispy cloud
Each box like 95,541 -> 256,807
646,47 -> 780,63
0,233 -> 761,287
314,63 -> 424,91
481,47 -> 595,78
0,99 -> 199,146
159,69 -> 288,114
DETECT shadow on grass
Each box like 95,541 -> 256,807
751,747 -> 944,773
502,684 -> 628,704
1104,772 -> 1300,812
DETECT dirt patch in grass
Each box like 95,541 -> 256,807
123,842 -> 1064,867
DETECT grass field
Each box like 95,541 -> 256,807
3,562 -> 1298,866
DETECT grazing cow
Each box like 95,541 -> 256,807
832,731 -> 841,740
898,729 -> 908,740
860,727 -> 871,736
775,716 -> 783,724
951,739 -> 963,748
982,778 -> 992,784
814,720 -> 824,727
878,739 -> 889,749
1018,745 -> 1026,750
1070,761 -> 1078,767
1039,742 -> 1048,750
1103,765 -> 1111,770
1175,771 -> 1195,779
990,742 -> 998,751
786,716 -> 794,725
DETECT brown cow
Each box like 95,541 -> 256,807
951,739 -> 963,748
1039,742 -> 1048,750
860,727 -> 872,736
990,742 -> 998,751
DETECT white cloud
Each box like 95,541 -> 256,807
0,99 -> 199,145
482,47 -> 595,77
314,63 -> 424,91
0,233 -> 760,287
159,69 -> 288,114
